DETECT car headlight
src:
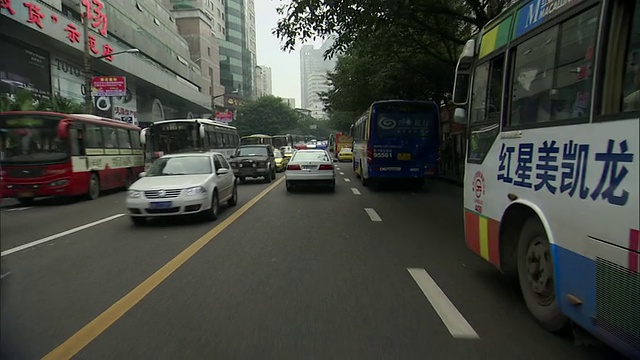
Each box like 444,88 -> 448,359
184,186 -> 206,196
128,190 -> 142,198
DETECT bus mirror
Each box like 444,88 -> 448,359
140,128 -> 147,145
199,125 -> 206,139
57,120 -> 70,139
453,108 -> 468,125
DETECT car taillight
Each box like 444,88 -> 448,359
318,164 -> 333,170
366,147 -> 373,164
287,164 -> 301,170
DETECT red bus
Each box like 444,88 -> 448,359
0,111 -> 144,205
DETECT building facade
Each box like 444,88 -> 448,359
218,0 -> 256,100
1,0 -> 216,127
254,65 -> 264,98
260,65 -> 272,96
299,38 -> 336,118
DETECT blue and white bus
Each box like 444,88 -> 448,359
350,100 -> 440,187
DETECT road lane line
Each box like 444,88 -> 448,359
407,268 -> 479,339
364,208 -> 382,222
344,178 -> 351,182
43,176 -> 285,360
339,172 -> 345,175
4,207 -> 32,212
351,188 -> 361,195
0,214 -> 126,257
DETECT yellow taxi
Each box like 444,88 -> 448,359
337,147 -> 353,162
274,149 -> 288,172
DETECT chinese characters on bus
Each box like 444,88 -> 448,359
1,0 -> 113,61
497,139 -> 634,206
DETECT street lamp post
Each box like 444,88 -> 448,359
83,13 -> 139,113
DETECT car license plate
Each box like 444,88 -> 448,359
397,153 -> 411,160
149,201 -> 172,209
302,165 -> 316,170
18,192 -> 34,198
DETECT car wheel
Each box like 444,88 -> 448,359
264,170 -> 272,183
130,216 -> 146,226
329,181 -> 336,192
286,181 -> 293,192
517,217 -> 568,332
17,197 -> 35,206
204,191 -> 220,221
239,176 -> 245,182
227,182 -> 238,207
87,173 -> 101,200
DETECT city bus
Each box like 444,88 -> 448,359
0,111 -> 144,204
451,0 -> 639,357
350,100 -> 440,188
140,118 -> 240,164
272,134 -> 294,151
240,134 -> 273,146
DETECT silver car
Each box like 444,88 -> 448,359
285,149 -> 336,192
126,152 -> 237,225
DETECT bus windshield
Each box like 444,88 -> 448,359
373,102 -> 438,139
272,136 -> 289,148
0,114 -> 68,164
150,122 -> 202,154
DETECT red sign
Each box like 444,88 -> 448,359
91,76 -> 126,97
215,111 -> 233,123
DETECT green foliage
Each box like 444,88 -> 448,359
0,90 -> 84,113
290,112 -> 332,139
234,95 -> 300,136
274,0 -> 513,127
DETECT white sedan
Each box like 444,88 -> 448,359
126,152 -> 237,225
285,149 -> 336,192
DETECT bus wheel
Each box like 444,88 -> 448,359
517,217 -> 567,332
360,165 -> 369,186
87,173 -> 101,200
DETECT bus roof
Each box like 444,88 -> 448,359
152,118 -> 237,130
242,134 -> 272,138
0,111 -> 141,130
371,99 -> 438,105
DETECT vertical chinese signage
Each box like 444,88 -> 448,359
0,37 -> 51,99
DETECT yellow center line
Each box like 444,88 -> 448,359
42,176 -> 285,360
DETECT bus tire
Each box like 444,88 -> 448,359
123,169 -> 133,190
360,165 -> 369,186
87,173 -> 100,200
517,217 -> 568,332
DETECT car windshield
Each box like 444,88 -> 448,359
274,150 -> 283,158
0,115 -> 69,164
341,148 -> 352,152
147,156 -> 212,176
293,151 -> 329,162
236,146 -> 268,156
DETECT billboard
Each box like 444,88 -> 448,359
92,76 -> 126,97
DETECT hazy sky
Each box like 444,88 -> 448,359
255,0 -> 324,106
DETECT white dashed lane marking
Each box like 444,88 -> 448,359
407,268 -> 479,339
364,208 -> 382,222
351,188 -> 361,195
344,178 -> 351,182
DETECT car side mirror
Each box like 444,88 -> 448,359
230,154 -> 235,158
216,168 -> 229,175
138,172 -> 147,178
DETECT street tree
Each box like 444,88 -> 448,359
234,95 -> 299,136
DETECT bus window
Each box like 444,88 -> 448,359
116,128 -> 131,148
552,7 -> 598,120
85,124 -> 103,148
208,130 -> 218,148
487,55 -> 505,123
102,127 -> 117,148
622,3 -> 640,112
470,62 -> 489,123
510,26 -> 559,126
130,129 -> 142,149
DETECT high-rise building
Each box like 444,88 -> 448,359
254,65 -> 264,98
218,0 -> 256,100
260,66 -> 272,96
299,38 -> 336,118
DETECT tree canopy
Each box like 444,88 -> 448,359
274,0 -> 514,131
233,95 -> 300,136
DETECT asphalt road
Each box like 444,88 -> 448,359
0,165 -> 623,360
